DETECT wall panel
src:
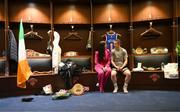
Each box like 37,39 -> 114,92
9,1 -> 50,23
0,0 -> 4,21
132,0 -> 172,21
94,3 -> 129,23
177,0 -> 180,17
54,3 -> 90,24
54,24 -> 91,55
9,23 -> 51,54
133,20 -> 172,53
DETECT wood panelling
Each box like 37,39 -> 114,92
94,3 -> 129,23
93,23 -> 130,54
132,0 -> 172,21
1,72 -> 180,97
0,1 -> 4,21
177,0 -> 180,17
133,20 -> 172,53
9,2 -> 50,23
9,23 -> 50,54
0,0 -> 177,76
0,0 -> 179,93
54,24 -> 91,55
54,4 -> 90,24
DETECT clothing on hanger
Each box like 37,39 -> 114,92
86,28 -> 94,49
101,25 -> 122,51
105,32 -> 118,51
140,22 -> 163,38
24,25 -> 43,39
108,24 -> 114,34
108,24 -> 121,36
47,30 -> 53,55
8,29 -> 18,62
52,31 -> 61,74
101,29 -> 121,40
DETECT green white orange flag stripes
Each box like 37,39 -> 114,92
17,19 -> 32,88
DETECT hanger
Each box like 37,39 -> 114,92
107,24 -> 122,37
140,22 -> 163,37
107,24 -> 115,34
63,25 -> 83,40
24,25 -> 43,39
108,24 -> 121,37
100,24 -> 122,40
101,24 -> 114,38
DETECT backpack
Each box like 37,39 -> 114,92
58,59 -> 82,89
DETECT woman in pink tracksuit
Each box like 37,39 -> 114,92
95,41 -> 111,92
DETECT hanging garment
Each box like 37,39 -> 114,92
86,30 -> 93,49
105,32 -> 118,51
47,30 -> 53,55
52,31 -> 62,74
8,29 -> 18,62
8,29 -> 18,73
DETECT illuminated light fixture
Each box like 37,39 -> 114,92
69,5 -> 75,24
147,0 -> 153,20
27,2 -> 36,22
107,3 -> 113,22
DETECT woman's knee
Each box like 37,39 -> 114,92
97,71 -> 104,76
106,68 -> 111,74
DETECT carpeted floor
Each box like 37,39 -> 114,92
0,90 -> 180,112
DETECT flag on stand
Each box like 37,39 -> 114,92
17,19 -> 32,88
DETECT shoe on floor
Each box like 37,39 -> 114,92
113,86 -> 118,93
21,97 -> 34,102
123,86 -> 128,94
96,83 -> 99,87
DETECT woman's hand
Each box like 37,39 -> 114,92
103,67 -> 107,72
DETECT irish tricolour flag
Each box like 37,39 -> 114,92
17,19 -> 32,88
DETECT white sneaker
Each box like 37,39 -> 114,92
113,86 -> 118,93
96,83 -> 99,87
123,86 -> 128,94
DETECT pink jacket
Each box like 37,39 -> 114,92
94,49 -> 111,69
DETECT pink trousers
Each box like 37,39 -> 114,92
95,66 -> 111,92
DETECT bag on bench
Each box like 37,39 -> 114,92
59,59 -> 82,89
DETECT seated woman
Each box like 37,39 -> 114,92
94,41 -> 111,92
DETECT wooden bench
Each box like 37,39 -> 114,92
1,54 -> 180,97
1,70 -> 180,97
